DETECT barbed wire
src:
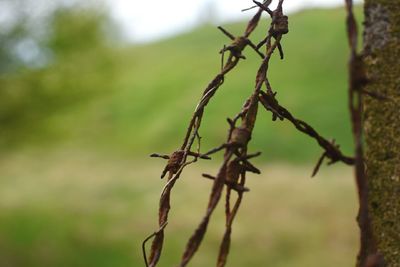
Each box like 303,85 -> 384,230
143,6 -> 265,267
143,0 -> 359,266
344,1 -> 380,266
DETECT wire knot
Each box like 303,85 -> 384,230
160,150 -> 185,179
226,161 -> 242,184
230,127 -> 251,146
221,36 -> 249,59
272,14 -> 289,36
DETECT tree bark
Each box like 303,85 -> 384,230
363,0 -> 400,266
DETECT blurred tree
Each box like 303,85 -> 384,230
0,1 -> 119,148
47,7 -> 112,58
363,0 -> 400,266
0,22 -> 27,72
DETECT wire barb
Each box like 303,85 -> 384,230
258,90 -> 354,169
144,1 -> 358,266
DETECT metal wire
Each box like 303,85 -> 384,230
143,1 -> 360,266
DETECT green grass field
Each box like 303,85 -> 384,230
0,149 -> 358,267
0,6 -> 364,267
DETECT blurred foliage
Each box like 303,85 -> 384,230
0,22 -> 27,72
0,2 -> 119,148
48,8 -> 111,57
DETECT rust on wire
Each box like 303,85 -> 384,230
344,1 -> 377,266
258,90 -> 355,175
144,3 -> 268,266
142,222 -> 168,267
143,0 -> 356,266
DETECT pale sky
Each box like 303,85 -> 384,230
109,0 -> 363,43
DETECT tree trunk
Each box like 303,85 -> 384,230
363,0 -> 400,266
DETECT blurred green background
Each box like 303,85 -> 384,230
0,1 -> 363,266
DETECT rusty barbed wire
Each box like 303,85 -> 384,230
344,1 -> 377,266
144,5 -> 265,267
144,0 -> 357,266
258,87 -> 355,176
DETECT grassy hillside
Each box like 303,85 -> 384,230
60,7 -> 361,162
1,7 -> 363,162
